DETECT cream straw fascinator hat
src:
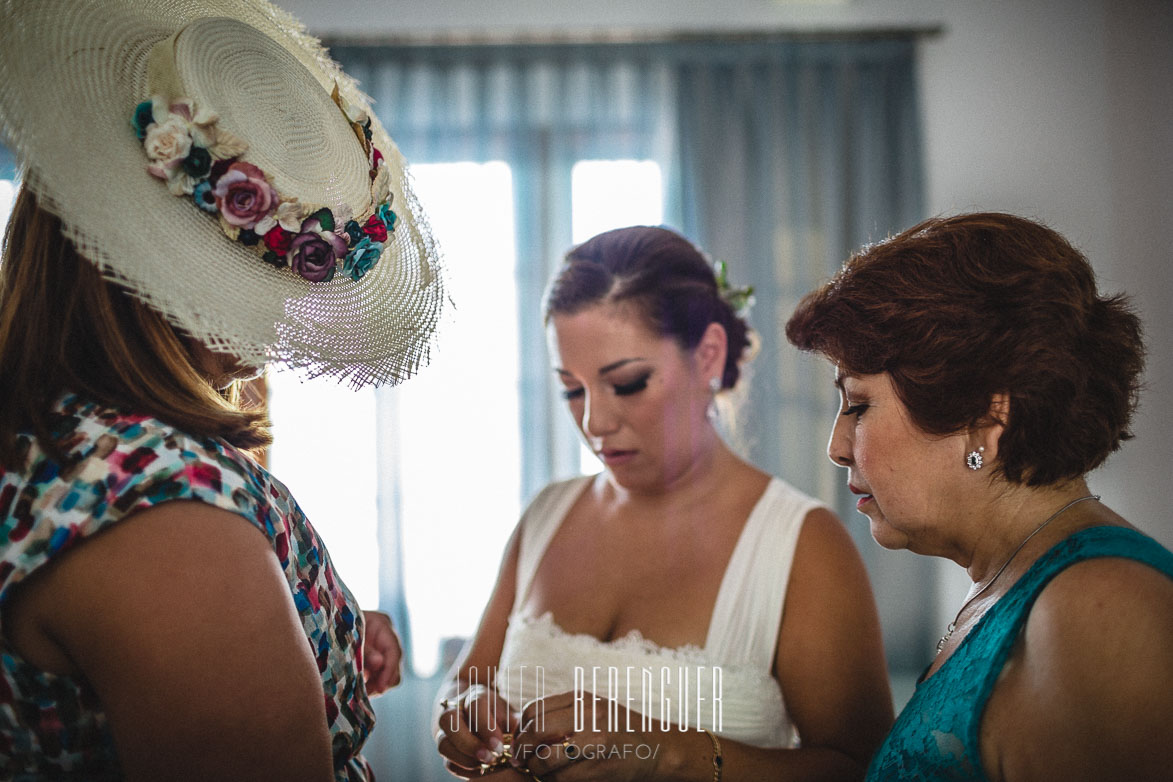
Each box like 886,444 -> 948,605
0,0 -> 445,387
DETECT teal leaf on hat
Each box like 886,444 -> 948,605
310,207 -> 335,232
132,101 -> 154,139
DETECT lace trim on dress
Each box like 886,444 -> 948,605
504,611 -> 783,697
511,611 -> 712,666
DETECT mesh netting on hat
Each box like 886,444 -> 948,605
0,0 -> 446,388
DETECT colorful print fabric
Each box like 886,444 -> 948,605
0,394 -> 375,780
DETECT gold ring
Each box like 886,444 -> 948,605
561,738 -> 581,761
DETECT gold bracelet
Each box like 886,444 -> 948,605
702,729 -> 723,782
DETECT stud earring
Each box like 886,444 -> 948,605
708,376 -> 721,394
966,446 -> 985,471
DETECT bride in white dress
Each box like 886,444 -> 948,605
435,226 -> 892,781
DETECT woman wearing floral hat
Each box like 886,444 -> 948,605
0,1 -> 445,779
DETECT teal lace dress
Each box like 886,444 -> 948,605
0,394 -> 376,780
867,526 -> 1173,781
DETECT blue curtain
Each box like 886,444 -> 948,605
0,143 -> 14,181
336,44 -> 677,511
331,36 -> 928,781
668,38 -> 935,677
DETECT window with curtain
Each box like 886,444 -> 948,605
0,144 -> 16,228
1,35 -> 928,779
269,156 -> 666,677
0,179 -> 13,229
269,33 -> 930,779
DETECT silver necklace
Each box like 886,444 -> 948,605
935,494 -> 1100,655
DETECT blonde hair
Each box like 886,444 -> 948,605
0,187 -> 270,468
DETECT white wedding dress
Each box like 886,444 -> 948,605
497,475 -> 822,748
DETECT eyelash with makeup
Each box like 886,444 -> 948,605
841,402 -> 870,417
560,373 -> 652,401
613,374 -> 650,396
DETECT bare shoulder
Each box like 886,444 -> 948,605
15,501 -> 280,638
48,500 -> 282,610
1029,554 -> 1173,668
782,505 -> 878,646
731,457 -> 773,493
793,505 -> 862,567
981,553 -> 1173,782
1030,554 -> 1173,696
1042,549 -> 1173,603
22,500 -> 335,780
775,504 -> 893,767
779,505 -> 878,668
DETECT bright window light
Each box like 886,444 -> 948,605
0,180 -> 15,230
571,159 -> 663,243
383,161 -> 521,676
268,374 -> 380,607
268,158 -> 666,676
570,159 -> 664,472
271,162 -> 520,676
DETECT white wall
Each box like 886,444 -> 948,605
279,0 -> 1173,599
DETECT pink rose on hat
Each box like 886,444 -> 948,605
213,161 -> 277,230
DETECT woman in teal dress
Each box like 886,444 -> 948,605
786,212 -> 1173,781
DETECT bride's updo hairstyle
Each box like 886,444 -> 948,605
544,226 -> 754,391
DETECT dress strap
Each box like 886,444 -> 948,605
510,476 -> 594,614
977,526 -> 1173,682
904,525 -> 1173,777
704,479 -> 821,670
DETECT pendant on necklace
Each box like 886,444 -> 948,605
933,494 -> 1101,657
936,621 -> 957,654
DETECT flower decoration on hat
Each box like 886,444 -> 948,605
132,84 -> 396,283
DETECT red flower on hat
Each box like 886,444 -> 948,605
213,161 -> 277,230
263,226 -> 293,256
362,214 -> 388,243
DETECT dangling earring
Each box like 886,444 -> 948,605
966,446 -> 985,471
706,376 -> 721,421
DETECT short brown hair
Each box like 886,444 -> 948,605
785,212 -> 1144,487
0,187 -> 270,469
544,226 -> 754,390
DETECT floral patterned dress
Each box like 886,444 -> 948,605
0,394 -> 375,780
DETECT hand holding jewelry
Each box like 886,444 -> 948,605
435,684 -> 523,778
511,691 -> 659,781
